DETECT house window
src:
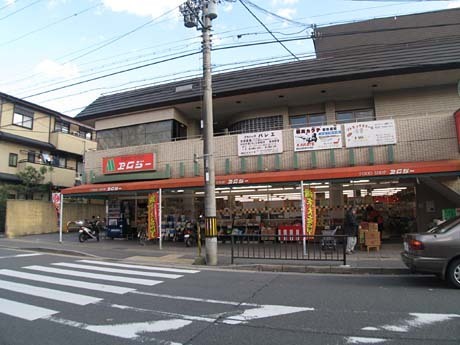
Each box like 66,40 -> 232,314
8,153 -> 18,167
27,151 -> 36,163
336,109 -> 375,124
79,127 -> 92,140
13,107 -> 34,129
289,113 -> 326,128
55,120 -> 70,133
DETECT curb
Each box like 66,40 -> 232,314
220,264 -> 410,275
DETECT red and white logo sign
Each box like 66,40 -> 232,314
103,153 -> 156,174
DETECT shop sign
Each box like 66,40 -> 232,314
294,125 -> 342,152
52,193 -> 61,227
147,192 -> 159,240
303,187 -> 317,238
237,130 -> 283,157
344,120 -> 396,148
102,153 -> 156,174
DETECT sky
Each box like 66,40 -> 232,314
0,0 -> 459,117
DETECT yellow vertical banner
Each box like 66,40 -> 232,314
147,192 -> 159,240
303,187 -> 316,238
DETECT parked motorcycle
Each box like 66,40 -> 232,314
79,218 -> 104,242
184,221 -> 205,247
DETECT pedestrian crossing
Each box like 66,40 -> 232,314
0,258 -> 199,321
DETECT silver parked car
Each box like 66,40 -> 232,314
401,215 -> 460,288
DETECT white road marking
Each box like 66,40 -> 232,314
24,265 -> 162,286
0,253 -> 42,259
363,312 -> 460,333
132,291 -> 256,306
109,304 -> 216,323
0,269 -> 135,295
77,260 -> 200,274
346,337 -> 387,344
223,305 -> 314,324
0,297 -> 58,321
52,263 -> 182,279
0,279 -> 101,305
48,316 -> 186,345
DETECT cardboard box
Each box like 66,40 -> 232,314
359,229 -> 368,244
360,222 -> 369,230
368,222 -> 379,231
365,239 -> 381,246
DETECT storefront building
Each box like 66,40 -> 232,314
63,8 -> 460,241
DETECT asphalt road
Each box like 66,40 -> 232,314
0,247 -> 458,345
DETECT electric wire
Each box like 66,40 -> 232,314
238,0 -> 299,61
0,0 -> 43,21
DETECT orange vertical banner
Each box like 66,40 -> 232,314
303,187 -> 316,238
147,192 -> 159,240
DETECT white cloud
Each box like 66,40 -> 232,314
447,1 -> 460,8
223,3 -> 233,13
271,0 -> 299,5
276,7 -> 296,20
35,59 -> 80,80
102,0 -> 184,18
5,0 -> 16,5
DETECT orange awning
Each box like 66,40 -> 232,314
62,159 -> 460,196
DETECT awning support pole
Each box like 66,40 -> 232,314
59,193 -> 63,244
159,188 -> 162,250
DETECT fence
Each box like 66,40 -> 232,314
230,234 -> 347,265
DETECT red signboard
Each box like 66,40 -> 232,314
102,153 -> 155,174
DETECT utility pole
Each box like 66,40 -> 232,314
180,0 -> 219,265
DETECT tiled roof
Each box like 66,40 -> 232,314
76,35 -> 460,120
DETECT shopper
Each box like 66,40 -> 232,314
344,206 -> 359,254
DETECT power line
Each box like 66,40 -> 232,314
0,0 -> 43,21
238,0 -> 299,61
0,2 -> 102,48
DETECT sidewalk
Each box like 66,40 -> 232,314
0,232 -> 409,275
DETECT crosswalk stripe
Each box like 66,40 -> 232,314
77,260 -> 200,274
52,262 -> 183,279
0,279 -> 101,306
25,265 -> 163,286
0,269 -> 135,295
0,297 -> 58,321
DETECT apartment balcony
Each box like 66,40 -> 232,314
84,114 -> 460,182
18,161 -> 77,188
50,131 -> 97,156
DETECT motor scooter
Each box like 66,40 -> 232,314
79,218 -> 103,242
184,221 -> 205,247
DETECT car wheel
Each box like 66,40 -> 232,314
447,258 -> 460,289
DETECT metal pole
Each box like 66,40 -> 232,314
59,193 -> 63,243
202,2 -> 218,265
159,189 -> 162,250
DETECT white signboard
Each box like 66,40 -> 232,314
344,119 -> 397,148
238,130 -> 283,157
294,125 -> 342,152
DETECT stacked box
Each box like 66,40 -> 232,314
365,230 -> 381,246
368,222 -> 379,231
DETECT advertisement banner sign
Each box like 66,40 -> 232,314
344,120 -> 397,148
294,125 -> 342,152
303,187 -> 317,238
238,130 -> 283,157
52,193 -> 61,227
103,153 -> 156,174
147,192 -> 159,240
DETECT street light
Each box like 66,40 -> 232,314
180,0 -> 222,265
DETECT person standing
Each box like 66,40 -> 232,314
344,206 -> 359,254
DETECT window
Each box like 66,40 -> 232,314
8,153 -> 18,167
79,127 -> 92,140
13,110 -> 33,129
289,114 -> 326,128
55,120 -> 70,133
27,151 -> 36,163
336,109 -> 375,124
229,115 -> 283,134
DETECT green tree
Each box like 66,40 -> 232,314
14,166 -> 53,200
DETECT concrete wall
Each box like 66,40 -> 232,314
6,200 -> 57,237
5,200 -> 105,237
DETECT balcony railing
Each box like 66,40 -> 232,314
50,131 -> 97,156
